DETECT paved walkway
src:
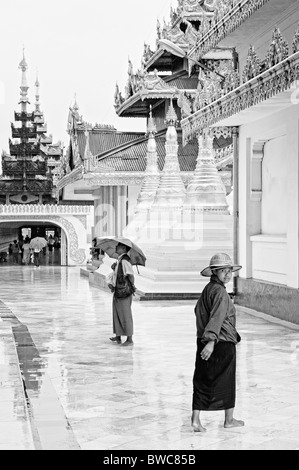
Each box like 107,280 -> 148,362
0,265 -> 299,450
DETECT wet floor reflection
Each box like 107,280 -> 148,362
0,266 -> 299,449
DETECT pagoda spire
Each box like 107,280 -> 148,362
135,106 -> 160,212
153,99 -> 186,208
35,71 -> 41,114
18,48 -> 30,111
184,131 -> 229,212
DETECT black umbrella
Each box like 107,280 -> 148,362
95,236 -> 146,267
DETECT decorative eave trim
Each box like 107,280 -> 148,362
83,172 -> 146,186
139,88 -> 179,101
189,0 -> 270,59
116,93 -> 142,116
76,166 -> 231,187
181,51 -> 299,144
0,204 -> 91,215
117,87 -> 198,116
56,165 -> 84,191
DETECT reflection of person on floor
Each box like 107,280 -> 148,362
108,243 -> 136,347
22,240 -> 31,265
192,253 -> 244,432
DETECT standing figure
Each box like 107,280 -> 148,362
48,235 -> 55,261
22,239 -> 31,265
108,243 -> 136,347
12,240 -> 19,264
192,253 -> 244,432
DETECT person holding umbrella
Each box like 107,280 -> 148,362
95,237 -> 146,346
29,235 -> 47,268
108,242 -> 136,347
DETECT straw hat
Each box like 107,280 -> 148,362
200,253 -> 242,277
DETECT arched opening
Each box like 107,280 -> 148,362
0,220 -> 67,266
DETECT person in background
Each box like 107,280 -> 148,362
18,236 -> 24,258
192,253 -> 244,432
22,239 -> 31,265
12,240 -> 19,264
48,235 -> 55,260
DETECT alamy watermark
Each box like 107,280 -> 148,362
94,199 -> 206,250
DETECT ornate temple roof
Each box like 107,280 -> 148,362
75,128 -> 146,158
95,131 -> 198,173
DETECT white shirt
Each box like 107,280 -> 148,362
112,253 -> 134,286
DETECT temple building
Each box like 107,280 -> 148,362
52,1 -> 238,295
181,0 -> 299,323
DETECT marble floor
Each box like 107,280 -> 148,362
0,265 -> 299,450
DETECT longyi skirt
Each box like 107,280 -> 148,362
112,295 -> 133,336
192,339 -> 236,411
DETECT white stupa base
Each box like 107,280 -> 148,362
84,211 -> 234,299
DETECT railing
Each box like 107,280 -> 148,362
181,51 -> 299,143
0,204 -> 91,215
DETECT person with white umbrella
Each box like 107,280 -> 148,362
29,236 -> 47,268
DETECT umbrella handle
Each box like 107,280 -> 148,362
136,265 -> 140,275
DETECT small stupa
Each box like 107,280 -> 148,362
124,105 -> 233,297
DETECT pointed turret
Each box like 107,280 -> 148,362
135,106 -> 160,212
34,72 -> 41,115
18,48 -> 30,110
184,132 -> 229,212
153,99 -> 186,208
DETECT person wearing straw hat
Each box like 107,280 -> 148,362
191,253 -> 244,432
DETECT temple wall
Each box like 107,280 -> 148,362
237,103 -> 299,321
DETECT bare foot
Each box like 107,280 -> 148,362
224,418 -> 245,428
191,422 -> 207,433
121,340 -> 134,347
